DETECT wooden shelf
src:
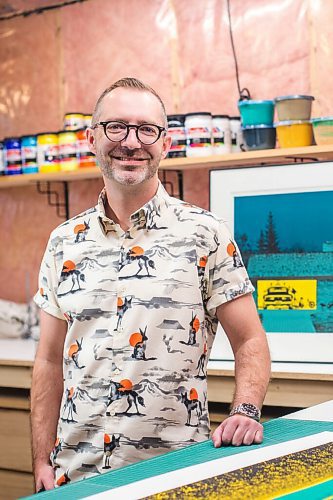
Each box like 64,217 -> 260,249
1,145 -> 333,188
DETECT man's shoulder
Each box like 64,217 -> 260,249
167,196 -> 224,227
49,205 -> 98,240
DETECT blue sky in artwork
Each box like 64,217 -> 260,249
234,190 -> 333,252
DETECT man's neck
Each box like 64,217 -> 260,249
103,177 -> 159,231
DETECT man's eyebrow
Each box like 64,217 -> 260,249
102,118 -> 160,126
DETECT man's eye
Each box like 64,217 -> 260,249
107,123 -> 126,132
140,125 -> 157,135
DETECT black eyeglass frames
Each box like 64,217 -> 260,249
92,121 -> 166,145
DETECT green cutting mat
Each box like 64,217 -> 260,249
23,418 -> 333,500
277,478 -> 333,499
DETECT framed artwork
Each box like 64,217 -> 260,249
209,162 -> 333,364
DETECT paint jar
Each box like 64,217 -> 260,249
0,141 -> 5,175
83,115 -> 92,128
274,95 -> 314,121
238,100 -> 274,127
167,114 -> 187,158
242,125 -> 276,150
37,133 -> 59,173
64,113 -> 85,131
4,137 -> 22,175
229,116 -> 244,153
76,128 -> 97,168
275,120 -> 313,148
21,135 -> 38,173
58,131 -> 79,171
311,117 -> 333,145
185,112 -> 213,157
212,115 -> 231,154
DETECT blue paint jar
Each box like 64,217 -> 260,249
21,135 -> 38,173
4,137 -> 22,175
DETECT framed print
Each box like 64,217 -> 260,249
209,162 -> 333,364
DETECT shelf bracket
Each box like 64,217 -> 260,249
36,181 -> 69,219
160,169 -> 183,200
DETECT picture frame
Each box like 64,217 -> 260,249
209,162 -> 333,364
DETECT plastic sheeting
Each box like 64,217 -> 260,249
0,0 -> 332,300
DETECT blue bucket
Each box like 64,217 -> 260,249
238,100 -> 274,126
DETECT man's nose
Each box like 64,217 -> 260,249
121,128 -> 142,149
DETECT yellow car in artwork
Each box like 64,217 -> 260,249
263,286 -> 294,309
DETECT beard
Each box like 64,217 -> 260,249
96,146 -> 161,186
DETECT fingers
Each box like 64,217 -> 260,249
212,415 -> 263,448
35,465 -> 55,492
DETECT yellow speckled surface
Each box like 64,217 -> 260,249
147,442 -> 333,500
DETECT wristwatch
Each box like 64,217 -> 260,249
229,403 -> 261,422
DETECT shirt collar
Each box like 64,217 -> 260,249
96,181 -> 170,234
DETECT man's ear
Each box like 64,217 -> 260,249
86,127 -> 97,155
161,134 -> 172,160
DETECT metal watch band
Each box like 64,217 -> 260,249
229,402 -> 261,422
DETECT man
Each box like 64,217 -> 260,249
31,77 -> 271,491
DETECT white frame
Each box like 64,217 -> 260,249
209,162 -> 333,363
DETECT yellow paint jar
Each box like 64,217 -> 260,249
275,120 -> 314,148
37,133 -> 59,172
64,113 -> 85,131
58,131 -> 79,171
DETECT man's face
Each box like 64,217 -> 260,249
87,88 -> 171,187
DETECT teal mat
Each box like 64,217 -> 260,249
277,478 -> 333,499
24,418 -> 333,499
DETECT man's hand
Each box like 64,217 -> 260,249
35,463 -> 55,492
212,414 -> 263,447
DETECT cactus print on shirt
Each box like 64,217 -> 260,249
34,182 -> 254,486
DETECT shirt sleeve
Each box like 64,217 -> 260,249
34,234 -> 66,321
205,219 -> 255,316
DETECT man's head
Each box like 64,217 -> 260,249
87,77 -> 171,188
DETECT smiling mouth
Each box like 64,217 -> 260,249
113,155 -> 148,162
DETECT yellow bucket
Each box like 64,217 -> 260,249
275,120 -> 313,148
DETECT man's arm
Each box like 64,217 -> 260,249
30,310 -> 67,491
211,293 -> 271,447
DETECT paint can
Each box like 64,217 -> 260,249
83,115 -> 92,128
185,112 -> 213,157
229,116 -> 244,152
64,113 -> 85,131
167,114 -> 187,158
58,131 -> 79,171
21,135 -> 38,173
0,141 -> 5,175
76,128 -> 96,168
4,137 -> 22,175
212,115 -> 231,154
37,133 -> 59,173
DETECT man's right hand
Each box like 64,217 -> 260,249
35,463 -> 55,492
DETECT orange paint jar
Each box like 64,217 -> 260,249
76,129 -> 97,168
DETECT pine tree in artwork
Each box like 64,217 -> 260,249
265,211 -> 280,253
258,230 -> 267,253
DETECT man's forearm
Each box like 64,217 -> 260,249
30,358 -> 63,471
232,336 -> 271,408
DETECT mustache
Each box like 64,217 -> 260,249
110,148 -> 151,159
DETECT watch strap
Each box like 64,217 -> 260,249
229,402 -> 261,422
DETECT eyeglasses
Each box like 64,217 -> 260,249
92,121 -> 166,145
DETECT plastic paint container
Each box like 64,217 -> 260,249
21,135 -> 38,174
238,100 -> 274,126
229,117 -> 243,152
185,112 -> 213,157
37,133 -> 59,173
275,120 -> 313,148
212,115 -> 231,154
4,137 -> 22,175
167,114 -> 187,158
83,115 -> 92,128
58,131 -> 79,171
64,113 -> 85,131
76,129 -> 96,168
242,125 -> 276,150
0,142 -> 5,175
274,95 -> 314,121
311,117 -> 333,145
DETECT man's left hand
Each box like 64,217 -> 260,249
212,414 -> 263,447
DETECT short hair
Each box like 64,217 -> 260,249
91,77 -> 167,127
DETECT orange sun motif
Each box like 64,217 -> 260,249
189,388 -> 198,400
62,260 -> 76,272
119,379 -> 133,391
129,332 -> 143,347
227,241 -> 236,257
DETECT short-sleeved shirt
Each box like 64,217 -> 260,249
34,182 -> 254,486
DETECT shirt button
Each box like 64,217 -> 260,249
114,368 -> 120,375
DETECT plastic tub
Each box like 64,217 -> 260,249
275,120 -> 313,148
312,117 -> 333,145
238,100 -> 274,126
274,95 -> 314,121
242,125 -> 276,150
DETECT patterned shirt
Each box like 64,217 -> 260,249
34,182 -> 254,486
